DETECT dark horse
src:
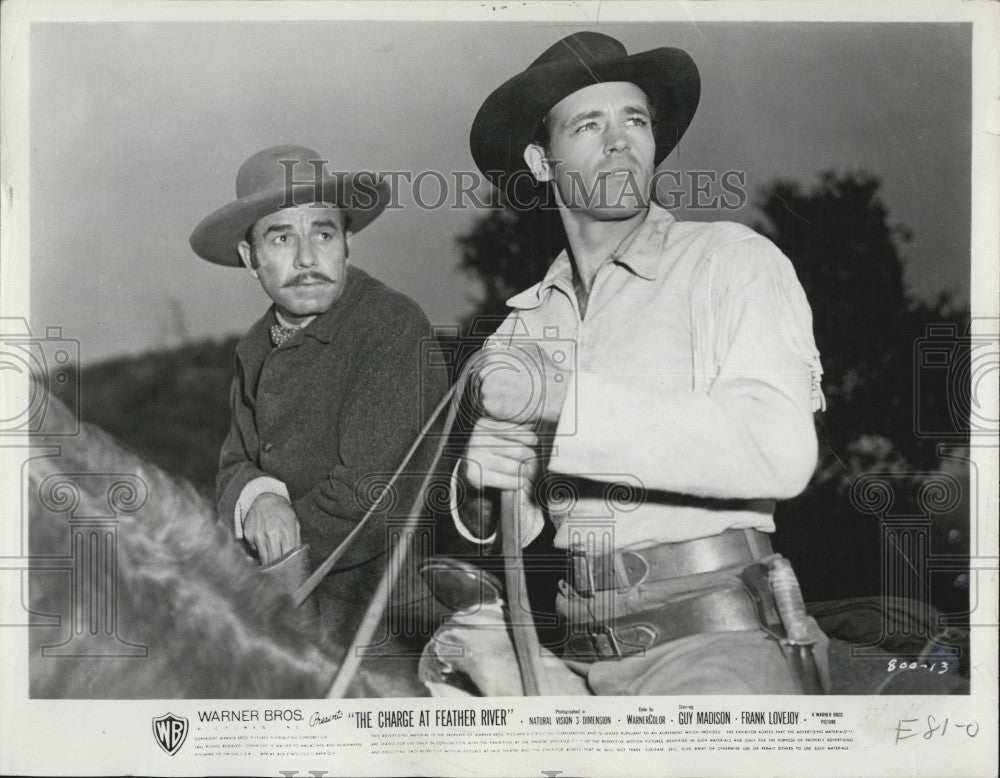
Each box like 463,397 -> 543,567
27,395 -> 425,698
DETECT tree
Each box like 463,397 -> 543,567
753,170 -> 967,470
754,171 -> 969,616
456,204 -> 565,340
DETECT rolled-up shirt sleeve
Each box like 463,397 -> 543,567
550,236 -> 822,501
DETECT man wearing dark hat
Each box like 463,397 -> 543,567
452,33 -> 830,694
191,145 -> 447,635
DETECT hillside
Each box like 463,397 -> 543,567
53,338 -> 238,497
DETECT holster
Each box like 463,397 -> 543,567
562,551 -> 828,694
742,559 -> 826,694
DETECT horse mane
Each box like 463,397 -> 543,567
29,393 -> 341,698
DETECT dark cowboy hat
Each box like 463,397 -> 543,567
470,32 -> 700,189
190,144 -> 390,266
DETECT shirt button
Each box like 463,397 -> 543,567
261,442 -> 274,453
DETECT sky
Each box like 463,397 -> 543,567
24,17 -> 972,364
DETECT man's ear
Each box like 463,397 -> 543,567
236,240 -> 259,279
524,143 -> 554,183
344,231 -> 353,264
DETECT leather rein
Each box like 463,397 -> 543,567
292,362 -> 544,697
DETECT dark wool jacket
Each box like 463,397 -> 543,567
216,265 -> 448,567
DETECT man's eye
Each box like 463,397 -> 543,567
316,232 -> 333,241
626,116 -> 648,127
272,234 -> 290,245
574,121 -> 599,133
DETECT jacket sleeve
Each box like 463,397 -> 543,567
549,236 -> 823,501
215,369 -> 270,529
290,309 -> 450,562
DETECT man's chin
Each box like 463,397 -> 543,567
279,286 -> 341,311
585,202 -> 648,222
275,296 -> 337,322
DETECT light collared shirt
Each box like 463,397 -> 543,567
458,203 -> 824,552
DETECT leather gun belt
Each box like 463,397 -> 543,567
568,528 -> 773,596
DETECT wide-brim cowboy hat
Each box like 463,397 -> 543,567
470,32 -> 700,190
190,144 -> 390,266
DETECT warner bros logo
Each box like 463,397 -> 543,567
152,713 -> 189,756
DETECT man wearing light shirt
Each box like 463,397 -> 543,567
190,145 -> 446,633
453,33 -> 829,694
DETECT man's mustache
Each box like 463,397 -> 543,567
283,272 -> 336,287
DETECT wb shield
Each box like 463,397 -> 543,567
152,713 -> 189,755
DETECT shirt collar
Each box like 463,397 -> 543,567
610,202 -> 675,280
506,252 -> 574,310
505,203 -> 676,310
